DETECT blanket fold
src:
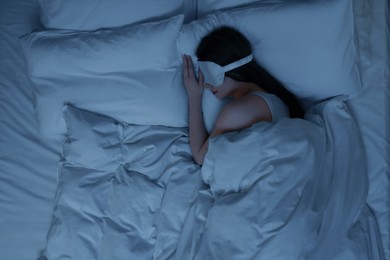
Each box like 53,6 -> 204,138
43,97 -> 379,260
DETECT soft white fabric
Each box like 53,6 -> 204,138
249,91 -> 290,121
179,0 -> 362,126
202,91 -> 289,133
202,90 -> 232,133
22,16 -> 183,77
38,0 -> 196,30
202,117 -> 325,196
1,0 -> 388,259
62,106 -> 124,172
351,0 -> 390,256
0,1 -> 60,259
175,96 -> 377,259
45,163 -> 202,259
41,98 -> 384,259
197,0 -> 290,17
44,105 -> 202,259
20,15 -> 188,136
198,54 -> 253,86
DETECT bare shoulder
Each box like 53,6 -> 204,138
222,95 -> 271,121
210,95 -> 271,137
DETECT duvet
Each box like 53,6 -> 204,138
41,97 -> 373,260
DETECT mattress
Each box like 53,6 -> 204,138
0,0 -> 60,258
0,0 -> 388,259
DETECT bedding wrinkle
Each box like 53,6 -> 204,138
48,107 -> 204,259
1,0 -> 387,258
347,86 -> 390,259
182,97 -> 376,260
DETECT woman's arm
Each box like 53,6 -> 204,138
188,95 -> 209,165
182,54 -> 209,165
182,55 -> 267,165
189,96 -> 271,165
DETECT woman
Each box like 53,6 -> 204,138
183,26 -> 303,165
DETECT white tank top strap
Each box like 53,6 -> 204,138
248,91 -> 290,121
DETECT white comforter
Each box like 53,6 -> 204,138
41,97 -> 383,260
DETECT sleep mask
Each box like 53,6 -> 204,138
198,54 -> 253,87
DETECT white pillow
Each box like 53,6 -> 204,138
21,15 -> 188,137
202,90 -> 232,133
39,0 -> 196,30
197,0 -> 288,18
179,0 -> 362,127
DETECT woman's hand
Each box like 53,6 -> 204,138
182,54 -> 204,99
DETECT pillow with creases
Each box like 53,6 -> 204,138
21,15 -> 188,137
179,0 -> 361,129
38,0 -> 196,30
197,0 -> 290,18
202,89 -> 232,133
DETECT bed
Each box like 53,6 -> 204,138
0,0 -> 388,259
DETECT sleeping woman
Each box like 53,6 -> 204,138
183,26 -> 304,165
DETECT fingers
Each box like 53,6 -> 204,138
182,54 -> 188,78
198,69 -> 204,86
183,54 -> 204,89
182,54 -> 192,78
186,55 -> 194,78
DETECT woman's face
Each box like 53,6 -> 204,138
204,77 -> 237,100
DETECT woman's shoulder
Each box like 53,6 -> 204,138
210,93 -> 272,137
228,93 -> 272,121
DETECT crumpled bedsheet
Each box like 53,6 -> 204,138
175,97 -> 383,260
41,97 -> 384,260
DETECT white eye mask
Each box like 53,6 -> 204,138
198,54 -> 253,87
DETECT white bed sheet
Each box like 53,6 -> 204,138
0,0 -> 61,258
0,0 -> 388,259
349,0 -> 390,257
41,97 -> 383,259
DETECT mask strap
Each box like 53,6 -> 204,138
222,54 -> 253,72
